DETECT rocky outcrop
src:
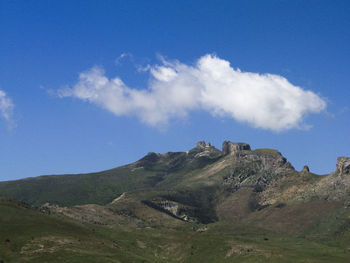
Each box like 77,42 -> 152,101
196,141 -> 212,149
137,141 -> 294,175
336,157 -> 350,175
222,141 -> 251,155
40,203 -> 122,225
232,149 -> 294,172
302,165 -> 310,173
136,142 -> 222,174
272,157 -> 350,203
190,141 -> 222,160
222,144 -> 295,193
202,141 -> 293,172
142,199 -> 198,222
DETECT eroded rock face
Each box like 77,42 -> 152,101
222,146 -> 295,194
222,141 -> 251,155
142,199 -> 198,223
231,149 -> 294,172
336,157 -> 350,175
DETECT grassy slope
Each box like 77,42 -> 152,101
0,149 -> 223,207
0,164 -> 162,206
1,198 -> 350,263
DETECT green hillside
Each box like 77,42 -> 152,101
0,144 -> 222,207
1,141 -> 350,262
2,198 -> 350,263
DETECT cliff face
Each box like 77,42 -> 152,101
219,142 -> 295,196
230,148 -> 294,171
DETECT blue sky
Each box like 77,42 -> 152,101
0,0 -> 349,181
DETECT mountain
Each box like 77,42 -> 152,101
1,141 -> 350,262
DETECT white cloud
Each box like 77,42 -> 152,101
59,54 -> 326,131
115,52 -> 133,65
0,89 -> 15,128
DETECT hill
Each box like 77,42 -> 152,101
1,140 -> 350,262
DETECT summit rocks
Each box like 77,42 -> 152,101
336,157 -> 350,175
222,141 -> 251,155
196,141 -> 212,149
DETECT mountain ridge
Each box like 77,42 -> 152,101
0,140 -> 348,208
1,140 -> 350,262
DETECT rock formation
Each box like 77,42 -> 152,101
222,141 -> 251,155
336,157 -> 350,175
302,165 -> 310,173
196,141 -> 212,149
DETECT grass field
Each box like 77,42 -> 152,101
1,198 -> 350,263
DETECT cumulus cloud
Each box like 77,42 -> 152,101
0,89 -> 15,128
59,54 -> 326,131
